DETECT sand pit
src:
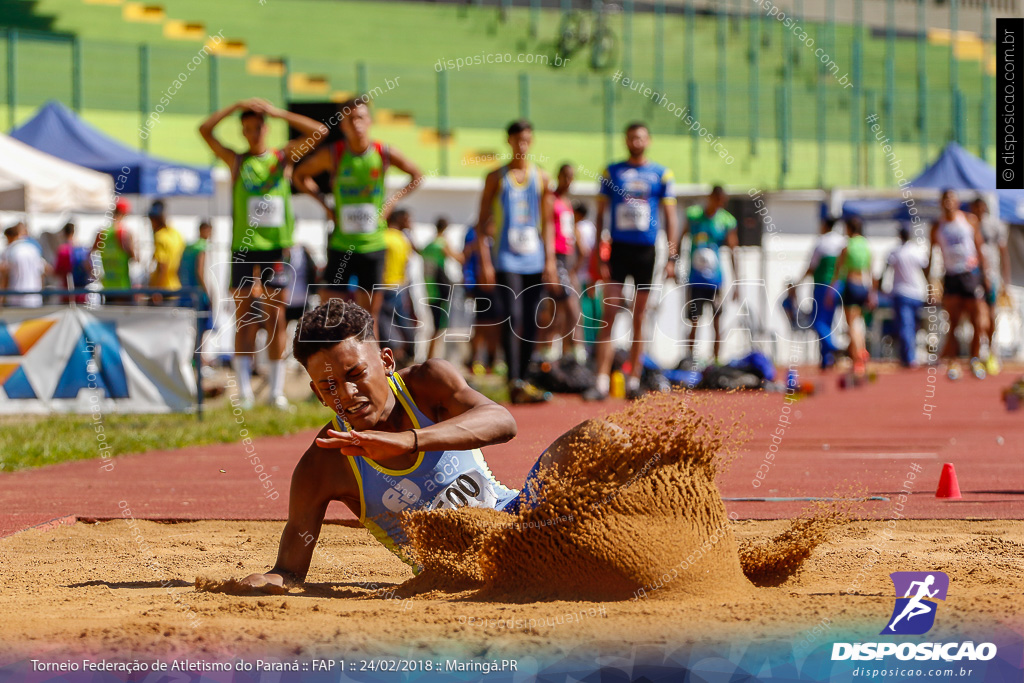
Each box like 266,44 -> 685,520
402,394 -> 753,602
0,518 -> 1021,663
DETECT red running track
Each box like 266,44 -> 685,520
1,367 -> 1021,538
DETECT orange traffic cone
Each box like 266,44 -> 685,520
935,463 -> 962,499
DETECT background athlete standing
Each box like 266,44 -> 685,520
585,122 -> 678,401
475,119 -> 556,405
294,97 -> 422,328
681,186 -> 737,365
199,97 -> 326,410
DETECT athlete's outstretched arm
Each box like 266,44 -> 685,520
198,101 -> 245,166
293,147 -> 335,221
316,359 -> 517,459
475,169 -> 501,288
254,99 -> 327,140
241,426 -> 348,591
726,226 -> 740,300
403,358 -> 518,452
539,169 -> 558,286
592,195 -> 610,282
661,197 -> 679,281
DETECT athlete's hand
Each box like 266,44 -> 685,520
316,428 -> 417,461
664,259 -> 676,282
542,263 -> 558,292
239,572 -> 286,594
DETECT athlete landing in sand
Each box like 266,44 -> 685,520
241,300 -> 625,591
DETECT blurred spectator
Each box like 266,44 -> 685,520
803,216 -> 846,370
380,209 -> 416,366
544,164 -> 585,363
573,201 -> 600,349
92,199 -> 137,304
827,217 -> 875,375
422,217 -> 463,359
147,200 -> 185,304
1,222 -> 50,308
284,243 -> 318,323
971,196 -> 1010,376
880,224 -> 929,368
462,223 -> 501,375
54,222 -> 93,302
179,219 -> 213,354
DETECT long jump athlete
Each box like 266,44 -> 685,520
241,301 -> 623,591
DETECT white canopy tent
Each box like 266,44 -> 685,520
0,133 -> 113,213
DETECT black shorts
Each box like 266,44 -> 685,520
686,283 -> 722,322
608,242 -> 657,287
943,271 -> 984,300
467,287 -> 504,324
324,248 -> 387,293
231,249 -> 286,289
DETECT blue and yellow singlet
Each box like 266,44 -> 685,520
332,373 -> 520,569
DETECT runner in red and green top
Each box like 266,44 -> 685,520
294,97 -> 423,327
91,199 -> 137,305
199,98 -> 327,410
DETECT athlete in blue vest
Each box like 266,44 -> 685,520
474,119 -> 556,405
240,300 -> 625,590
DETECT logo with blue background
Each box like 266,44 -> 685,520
882,571 -> 949,635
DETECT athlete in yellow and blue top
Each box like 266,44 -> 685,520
239,300 -> 625,590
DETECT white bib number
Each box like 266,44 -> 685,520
692,247 -> 720,278
428,469 -> 500,510
247,196 -> 285,228
615,201 -> 651,232
341,203 -> 379,234
507,225 -> 541,255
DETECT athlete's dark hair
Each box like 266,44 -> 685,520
338,96 -> 370,118
61,221 -> 76,237
293,300 -> 376,367
971,195 -> 987,206
625,121 -> 648,134
240,109 -> 266,123
506,119 -> 533,137
558,163 -> 573,175
572,200 -> 588,218
710,185 -> 726,197
846,217 -> 864,236
387,208 -> 409,226
436,216 -> 449,232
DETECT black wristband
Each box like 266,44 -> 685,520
409,429 -> 419,455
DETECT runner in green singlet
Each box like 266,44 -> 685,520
293,97 -> 423,330
91,198 -> 137,305
199,98 -> 327,409
827,217 -> 875,375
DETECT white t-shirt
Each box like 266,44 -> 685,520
979,214 -> 1009,287
575,219 -> 597,283
887,242 -> 929,301
2,239 -> 45,307
808,231 -> 848,275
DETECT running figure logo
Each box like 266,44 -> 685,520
881,571 -> 949,635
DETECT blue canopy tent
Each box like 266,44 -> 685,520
9,101 -> 213,196
842,143 -> 1024,224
